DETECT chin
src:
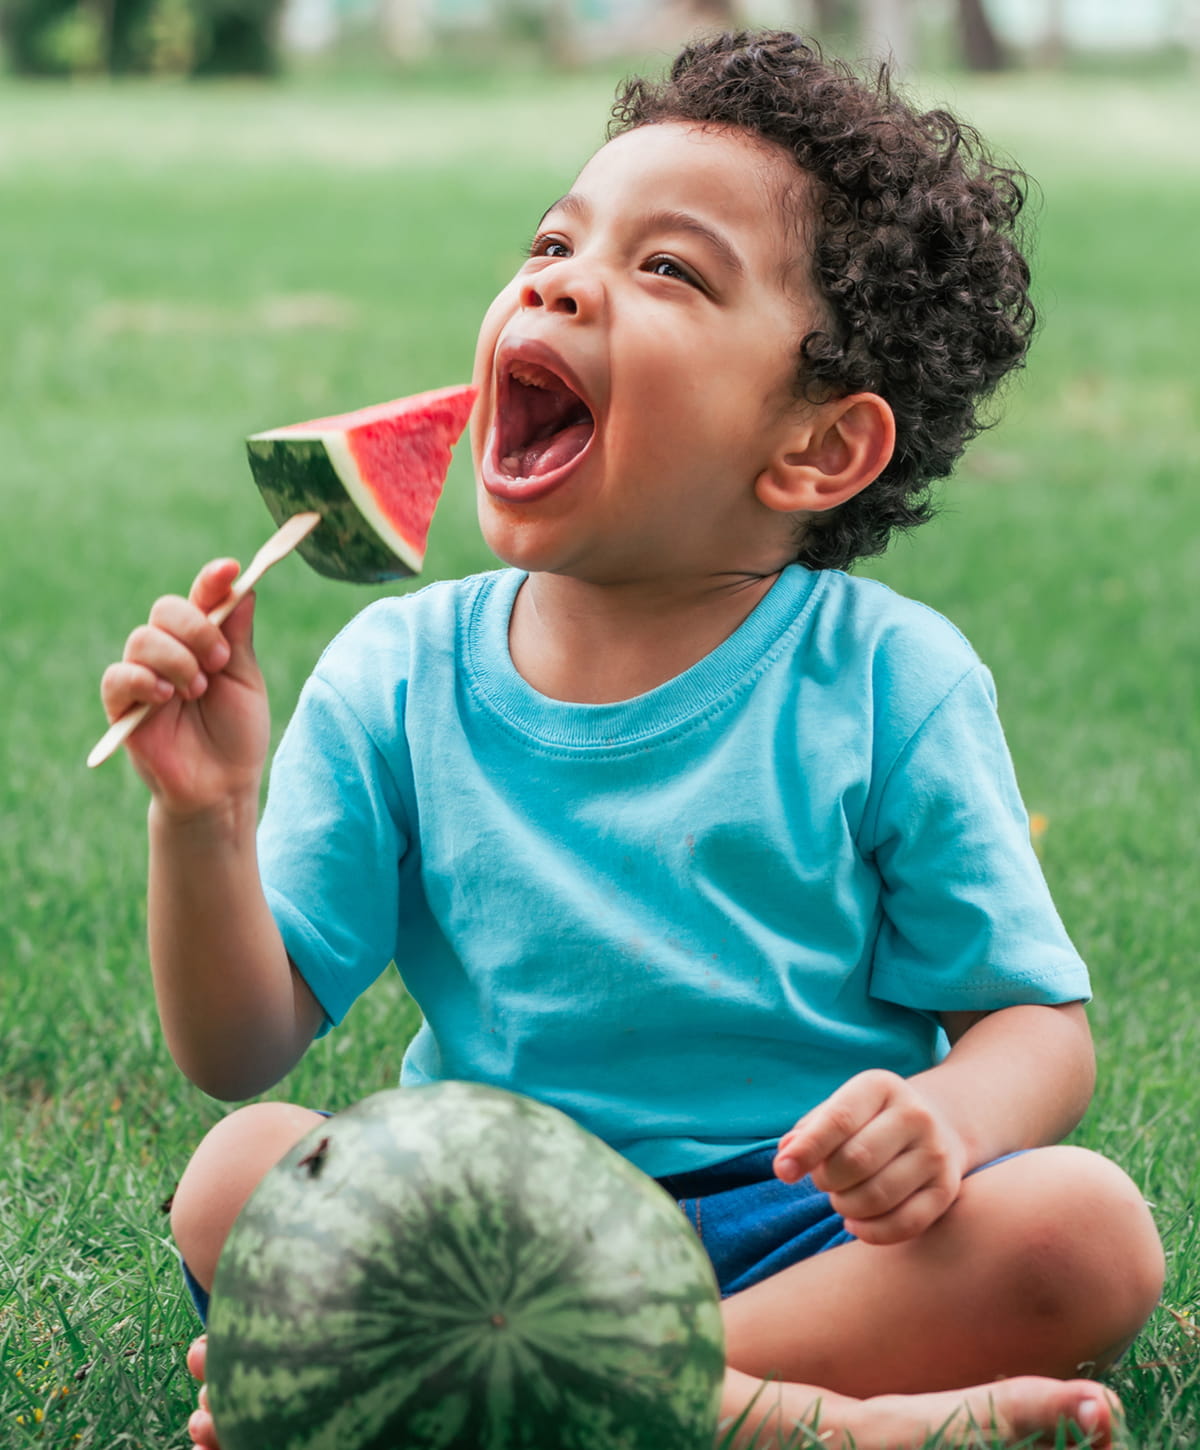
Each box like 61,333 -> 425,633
479,506 -> 623,584
476,495 -> 559,574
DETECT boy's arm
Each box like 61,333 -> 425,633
148,797 -> 325,1102
917,1001 -> 1094,1167
774,1000 -> 1095,1245
102,557 -> 324,1101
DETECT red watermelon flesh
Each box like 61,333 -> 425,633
247,384 -> 477,584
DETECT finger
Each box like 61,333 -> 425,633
100,660 -> 177,721
775,1071 -> 897,1182
809,1110 -> 919,1195
123,623 -> 210,698
842,1182 -> 956,1246
147,595 -> 233,677
825,1146 -> 933,1222
188,557 -> 242,616
218,589 -> 257,673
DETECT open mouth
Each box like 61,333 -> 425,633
493,357 -> 595,486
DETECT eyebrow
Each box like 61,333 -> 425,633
538,193 -> 746,279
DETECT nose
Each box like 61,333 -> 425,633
519,262 -> 600,318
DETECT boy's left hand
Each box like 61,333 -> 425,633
774,1070 -> 968,1246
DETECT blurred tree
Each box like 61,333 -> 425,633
137,0 -> 200,70
791,0 -> 852,39
0,0 -> 78,71
1,0 -> 280,71
379,0 -> 431,60
189,0 -> 282,72
487,0 -> 578,68
677,0 -> 741,24
1187,0 -> 1200,73
860,0 -> 914,71
1036,0 -> 1066,66
543,0 -> 578,67
111,0 -> 168,70
956,0 -> 1007,70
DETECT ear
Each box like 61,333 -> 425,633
755,393 -> 896,515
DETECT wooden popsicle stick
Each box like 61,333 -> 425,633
86,511 -> 322,770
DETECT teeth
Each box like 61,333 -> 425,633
509,362 -> 550,389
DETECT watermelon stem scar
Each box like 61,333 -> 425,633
296,1137 -> 330,1177
247,384 -> 477,584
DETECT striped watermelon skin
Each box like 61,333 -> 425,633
247,384 -> 476,584
206,1083 -> 725,1450
248,438 -> 398,584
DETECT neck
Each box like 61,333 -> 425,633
507,568 -> 783,704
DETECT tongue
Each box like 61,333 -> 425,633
505,420 -> 593,479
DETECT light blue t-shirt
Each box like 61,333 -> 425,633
258,565 -> 1090,1178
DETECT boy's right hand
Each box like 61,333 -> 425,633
99,559 -> 270,818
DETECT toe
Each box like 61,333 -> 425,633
187,1335 -> 207,1382
1064,1381 -> 1121,1448
1003,1378 -> 1120,1448
188,1404 -> 220,1450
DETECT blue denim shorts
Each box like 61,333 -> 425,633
180,1139 -> 828,1324
657,1146 -> 1027,1299
656,1145 -> 857,1298
180,1119 -> 1021,1322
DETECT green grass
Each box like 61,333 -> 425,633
1,62 -> 1198,1448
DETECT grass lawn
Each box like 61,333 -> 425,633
1,58 -> 1197,1449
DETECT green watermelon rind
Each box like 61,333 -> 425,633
247,436 -> 422,585
206,1083 -> 726,1450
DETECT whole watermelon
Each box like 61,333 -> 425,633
205,1082 -> 725,1450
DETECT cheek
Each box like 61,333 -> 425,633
611,342 -> 697,434
471,285 -> 519,385
467,397 -> 486,470
614,352 -> 752,460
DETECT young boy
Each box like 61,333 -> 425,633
101,30 -> 1164,1450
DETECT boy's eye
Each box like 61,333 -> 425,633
529,234 -> 570,259
644,254 -> 698,287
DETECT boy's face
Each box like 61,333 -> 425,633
471,121 -> 816,585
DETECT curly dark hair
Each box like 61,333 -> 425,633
610,30 -> 1037,572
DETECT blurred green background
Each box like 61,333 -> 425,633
2,1 -> 1198,1446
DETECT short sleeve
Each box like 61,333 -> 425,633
865,664 -> 1091,1012
258,669 -> 412,1033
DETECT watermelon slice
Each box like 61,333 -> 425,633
246,384 -> 477,584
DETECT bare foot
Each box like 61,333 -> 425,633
186,1334 -> 1118,1450
720,1365 -> 1121,1448
185,1336 -> 220,1450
